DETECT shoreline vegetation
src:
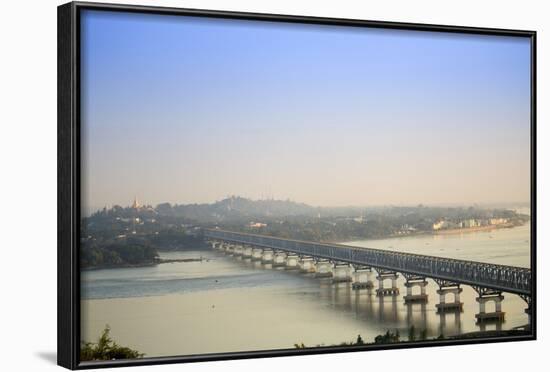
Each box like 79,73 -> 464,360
294,327 -> 531,350
81,257 -> 208,271
81,197 -> 529,269
433,223 -> 517,235
81,325 -> 530,361
81,325 -> 144,362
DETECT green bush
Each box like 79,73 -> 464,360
80,325 -> 144,361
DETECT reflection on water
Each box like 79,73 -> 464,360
81,225 -> 531,358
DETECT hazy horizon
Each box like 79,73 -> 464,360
81,11 -> 531,213
84,195 -> 530,216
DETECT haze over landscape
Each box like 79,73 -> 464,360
81,10 -> 530,212
78,10 -> 533,361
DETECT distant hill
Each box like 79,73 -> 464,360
83,198 -> 529,251
160,196 -> 317,222
87,197 -> 529,230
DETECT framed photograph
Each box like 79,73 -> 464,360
58,1 -> 536,369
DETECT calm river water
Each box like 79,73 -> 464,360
81,223 -> 531,358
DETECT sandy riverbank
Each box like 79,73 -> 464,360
434,224 -> 515,235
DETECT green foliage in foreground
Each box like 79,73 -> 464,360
374,330 -> 401,344
295,334 -> 372,348
294,328 -> 437,349
80,325 -> 144,361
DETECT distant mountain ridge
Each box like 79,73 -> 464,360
155,196 -> 318,222
89,197 -> 528,228
84,197 -> 529,248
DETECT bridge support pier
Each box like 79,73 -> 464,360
314,259 -> 333,278
375,270 -> 399,296
352,266 -> 373,289
225,244 -> 235,255
299,256 -> 316,273
474,287 -> 505,323
242,245 -> 253,258
261,249 -> 274,264
233,245 -> 244,257
403,274 -> 428,303
332,263 -> 353,283
272,251 -> 287,267
251,248 -> 263,261
285,254 -> 300,270
205,234 -> 530,313
434,280 -> 463,313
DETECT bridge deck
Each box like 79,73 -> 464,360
204,229 -> 531,296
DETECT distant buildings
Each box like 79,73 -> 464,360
396,224 -> 417,235
432,220 -> 447,230
432,220 -> 459,230
126,196 -> 156,214
249,222 -> 267,228
461,219 -> 477,228
432,217 -> 508,231
490,218 -> 508,225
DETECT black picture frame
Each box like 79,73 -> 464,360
58,1 -> 537,370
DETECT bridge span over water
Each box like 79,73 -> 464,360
204,228 -> 532,325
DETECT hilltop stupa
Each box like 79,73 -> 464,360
131,196 -> 140,209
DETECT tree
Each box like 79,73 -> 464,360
80,325 -> 144,361
356,334 -> 364,345
374,330 -> 400,344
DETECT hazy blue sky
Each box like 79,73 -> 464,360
81,10 -> 531,212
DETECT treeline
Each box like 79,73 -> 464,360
293,325 -> 529,350
226,216 -> 410,242
229,207 -> 529,242
80,229 -> 210,269
148,229 -> 209,251
237,218 -> 399,242
81,241 -> 158,269
294,326 -> 435,349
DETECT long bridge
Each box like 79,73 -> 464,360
204,228 -> 532,325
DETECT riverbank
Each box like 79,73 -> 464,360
82,257 -> 207,271
157,257 -> 208,264
434,223 -> 515,235
336,222 -> 525,245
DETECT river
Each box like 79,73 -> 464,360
81,223 -> 531,358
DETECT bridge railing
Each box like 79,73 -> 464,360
204,229 -> 531,296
